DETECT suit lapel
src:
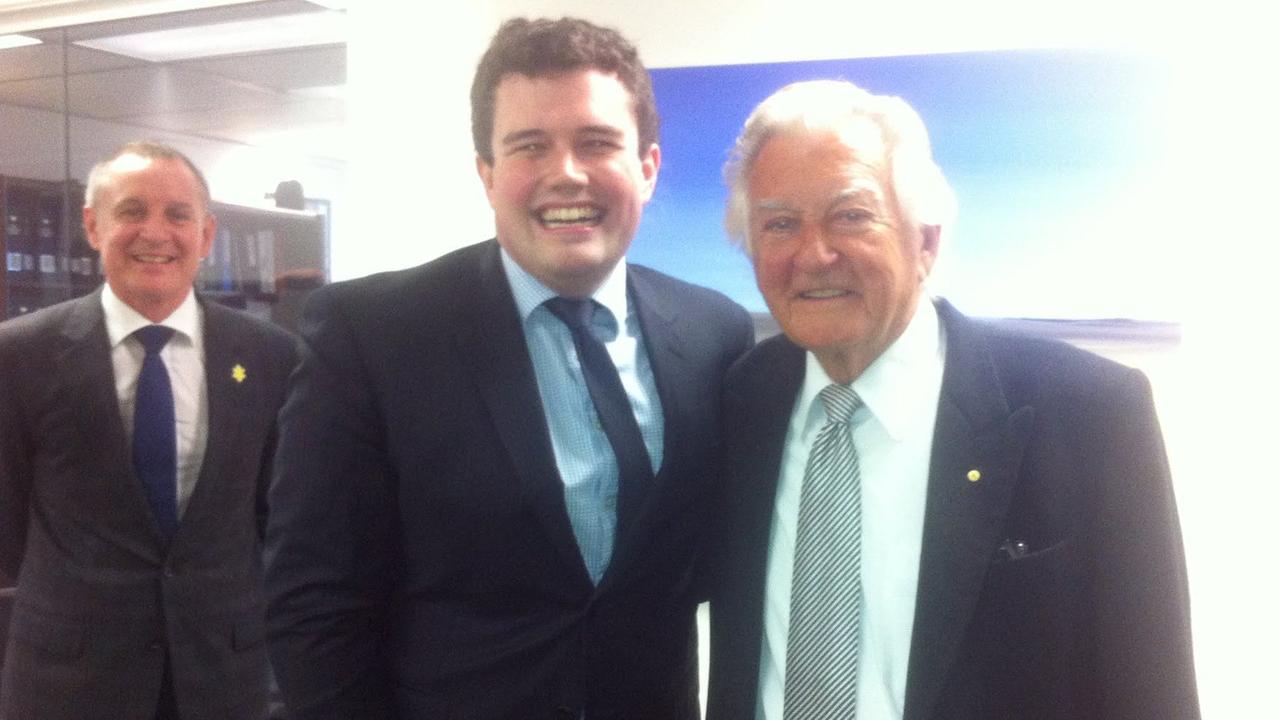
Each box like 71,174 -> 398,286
53,291 -> 163,541
598,268 -> 685,583
727,336 -> 807,681
903,301 -> 1035,720
178,300 -> 247,536
453,242 -> 591,586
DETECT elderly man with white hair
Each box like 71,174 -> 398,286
706,80 -> 1199,720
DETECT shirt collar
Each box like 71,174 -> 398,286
500,247 -> 630,331
100,284 -> 202,350
798,294 -> 945,440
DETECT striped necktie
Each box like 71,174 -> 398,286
783,383 -> 863,718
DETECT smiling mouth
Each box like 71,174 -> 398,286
799,289 -> 851,299
538,205 -> 603,229
133,253 -> 175,264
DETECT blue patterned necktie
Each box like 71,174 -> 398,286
784,383 -> 864,719
543,297 -> 653,533
133,325 -> 178,540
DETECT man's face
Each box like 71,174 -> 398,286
749,123 -> 937,381
477,68 -> 659,298
84,154 -> 214,321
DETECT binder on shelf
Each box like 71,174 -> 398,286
66,182 -> 98,295
36,191 -> 62,280
4,184 -> 37,285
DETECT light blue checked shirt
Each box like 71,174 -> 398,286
501,250 -> 664,584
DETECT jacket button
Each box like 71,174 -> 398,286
147,640 -> 163,651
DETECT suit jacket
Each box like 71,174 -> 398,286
0,289 -> 299,720
264,240 -> 753,720
706,299 -> 1199,720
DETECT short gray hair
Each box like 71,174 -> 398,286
724,80 -> 954,254
84,141 -> 211,210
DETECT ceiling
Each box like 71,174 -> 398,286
0,0 -> 345,159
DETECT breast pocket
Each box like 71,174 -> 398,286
970,537 -> 1083,716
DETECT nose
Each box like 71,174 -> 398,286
793,225 -> 840,270
136,210 -> 169,241
549,148 -> 589,189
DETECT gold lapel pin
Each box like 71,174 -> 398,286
232,364 -> 247,383
966,469 -> 981,483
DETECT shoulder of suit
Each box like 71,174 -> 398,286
628,262 -> 732,301
202,299 -> 299,359
959,312 -> 1150,407
0,294 -> 90,348
627,262 -> 751,325
726,332 -> 799,384
312,240 -> 492,313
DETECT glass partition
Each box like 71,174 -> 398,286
0,1 -> 345,327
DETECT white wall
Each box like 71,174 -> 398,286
346,3 -> 1279,718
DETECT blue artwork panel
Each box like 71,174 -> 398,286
633,50 -> 1172,320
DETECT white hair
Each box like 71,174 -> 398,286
724,79 -> 955,254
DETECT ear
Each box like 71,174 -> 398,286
198,212 -> 216,260
918,224 -> 941,278
638,142 -> 661,203
475,155 -> 497,207
83,206 -> 101,251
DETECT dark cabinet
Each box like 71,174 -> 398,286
1,176 -> 327,330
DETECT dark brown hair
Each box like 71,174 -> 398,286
470,17 -> 659,164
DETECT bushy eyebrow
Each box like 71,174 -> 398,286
110,196 -> 198,215
499,129 -> 547,147
753,198 -> 796,213
577,125 -> 625,139
753,184 -> 884,215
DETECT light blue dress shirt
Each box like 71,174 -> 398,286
501,250 -> 664,584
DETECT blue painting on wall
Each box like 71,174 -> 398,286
631,50 -> 1174,321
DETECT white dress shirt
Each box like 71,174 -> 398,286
757,295 -> 946,720
101,285 -> 208,517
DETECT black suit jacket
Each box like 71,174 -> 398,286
0,290 -> 298,720
265,240 -> 753,719
707,300 -> 1198,720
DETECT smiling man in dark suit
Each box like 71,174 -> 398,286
705,80 -> 1199,720
0,141 -> 298,719
263,16 -> 753,720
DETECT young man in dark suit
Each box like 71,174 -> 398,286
705,80 -> 1199,720
0,142 -> 298,719
264,17 -> 753,720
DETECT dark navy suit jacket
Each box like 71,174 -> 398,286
265,240 -> 753,719
707,300 -> 1199,720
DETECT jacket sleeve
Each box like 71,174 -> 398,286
0,325 -> 33,581
263,287 -> 399,720
1088,367 -> 1200,719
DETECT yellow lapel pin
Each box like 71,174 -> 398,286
232,364 -> 247,383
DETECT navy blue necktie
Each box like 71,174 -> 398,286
133,325 -> 178,540
544,297 -> 653,528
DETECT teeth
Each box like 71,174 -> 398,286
802,289 -> 848,299
540,206 -> 601,225
135,255 -> 172,264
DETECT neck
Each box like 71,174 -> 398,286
814,349 -> 873,385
